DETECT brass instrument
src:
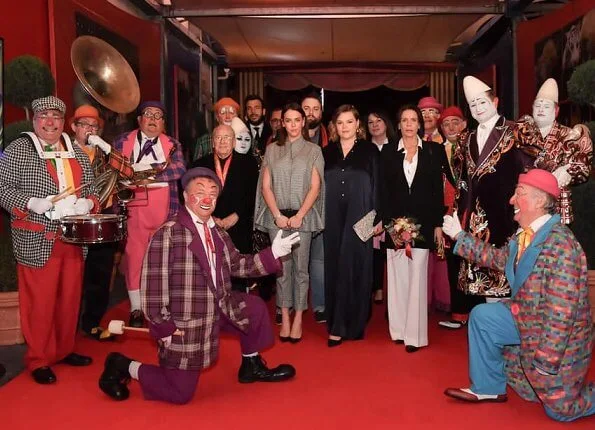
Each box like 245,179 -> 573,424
71,35 -> 141,207
71,36 -> 140,114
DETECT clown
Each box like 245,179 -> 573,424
443,169 -> 595,422
515,78 -> 593,224
453,76 -> 533,299
231,117 -> 252,154
418,96 -> 444,143
99,167 -> 299,404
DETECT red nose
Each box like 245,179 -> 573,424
201,197 -> 213,206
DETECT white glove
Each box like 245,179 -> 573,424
271,230 -> 300,259
27,197 -> 54,214
442,210 -> 463,240
159,335 -> 172,348
73,198 -> 94,215
87,135 -> 112,154
552,164 -> 571,188
46,195 -> 77,220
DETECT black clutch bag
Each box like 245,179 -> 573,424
252,230 -> 271,252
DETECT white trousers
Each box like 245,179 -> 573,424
387,248 -> 429,347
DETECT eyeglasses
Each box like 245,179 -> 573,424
213,135 -> 233,143
218,107 -> 236,115
141,110 -> 164,120
421,109 -> 440,116
270,118 -> 281,124
36,113 -> 64,121
76,122 -> 100,131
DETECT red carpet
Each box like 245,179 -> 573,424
1,300 -> 593,430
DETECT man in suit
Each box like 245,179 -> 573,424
442,169 -> 594,422
0,96 -> 100,384
98,167 -> 299,404
453,76 -> 532,302
244,95 -> 272,159
192,123 -> 259,291
112,101 -> 186,327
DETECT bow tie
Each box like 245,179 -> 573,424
137,138 -> 158,163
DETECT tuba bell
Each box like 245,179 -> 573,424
71,36 -> 140,114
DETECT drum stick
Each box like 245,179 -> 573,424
107,319 -> 184,336
51,182 -> 91,203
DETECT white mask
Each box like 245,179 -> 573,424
234,131 -> 252,154
468,95 -> 498,124
532,98 -> 556,129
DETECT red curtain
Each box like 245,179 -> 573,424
265,69 -> 429,92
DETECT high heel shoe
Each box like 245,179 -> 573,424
279,335 -> 291,343
327,338 -> 342,347
289,337 -> 302,344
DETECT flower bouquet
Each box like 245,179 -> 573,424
386,217 -> 422,259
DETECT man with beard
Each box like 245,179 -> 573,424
515,78 -> 592,224
301,93 -> 328,324
453,76 -> 533,304
244,95 -> 272,160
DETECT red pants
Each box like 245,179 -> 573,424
18,240 -> 84,370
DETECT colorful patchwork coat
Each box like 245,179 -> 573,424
140,207 -> 281,371
455,214 -> 594,419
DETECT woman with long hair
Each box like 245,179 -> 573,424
254,103 -> 324,343
323,104 -> 380,347
366,110 -> 397,305
379,104 -> 444,352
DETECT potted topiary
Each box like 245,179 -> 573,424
567,60 -> 595,323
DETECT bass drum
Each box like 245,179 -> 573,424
60,214 -> 126,244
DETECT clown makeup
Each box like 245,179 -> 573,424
532,98 -> 556,129
468,95 -> 498,124
185,177 -> 219,221
235,130 -> 252,154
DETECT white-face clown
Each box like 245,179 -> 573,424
234,130 -> 252,154
532,98 -> 557,129
468,94 -> 498,124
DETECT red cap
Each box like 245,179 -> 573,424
518,169 -> 560,199
417,96 -> 443,113
439,106 -> 464,125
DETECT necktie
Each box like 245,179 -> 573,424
202,222 -> 216,260
136,138 -> 157,163
516,227 -> 534,263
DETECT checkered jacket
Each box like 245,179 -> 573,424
0,134 -> 99,267
140,207 -> 281,371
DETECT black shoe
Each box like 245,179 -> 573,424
394,339 -> 404,345
0,364 -> 5,379
314,310 -> 326,323
129,309 -> 145,328
61,353 -> 93,366
405,345 -> 420,353
85,327 -> 115,342
99,352 -> 133,401
289,337 -> 302,344
327,338 -> 342,347
279,335 -> 291,343
238,355 -> 296,383
32,366 -> 57,384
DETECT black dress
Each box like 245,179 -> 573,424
323,139 -> 380,339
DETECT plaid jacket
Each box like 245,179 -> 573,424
0,134 -> 99,267
455,215 -> 594,419
140,207 -> 281,371
112,130 -> 186,218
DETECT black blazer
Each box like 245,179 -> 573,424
248,123 -> 273,154
379,141 -> 445,250
191,151 -> 259,253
